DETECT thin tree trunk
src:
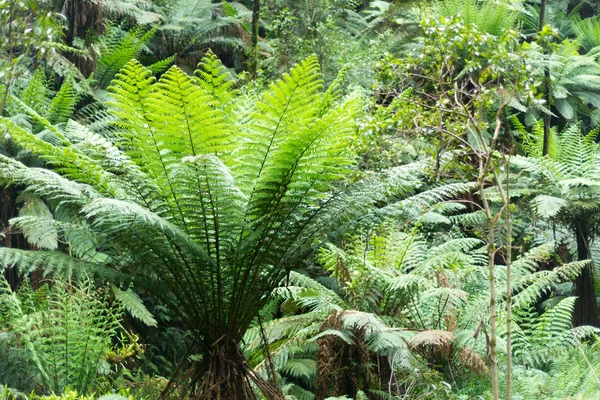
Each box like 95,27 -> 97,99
539,0 -> 547,31
542,81 -> 551,155
487,219 -> 499,400
480,106 -> 508,400
540,0 -> 552,156
574,226 -> 600,327
504,158 -> 513,400
479,164 -> 499,400
249,0 -> 260,77
0,0 -> 15,116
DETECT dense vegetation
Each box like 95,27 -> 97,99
3,0 -> 600,399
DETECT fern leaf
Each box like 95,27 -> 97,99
111,285 -> 157,327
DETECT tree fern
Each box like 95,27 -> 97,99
512,122 -> 600,326
152,0 -> 249,64
0,54 -> 371,398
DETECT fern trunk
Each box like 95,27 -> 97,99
61,0 -> 103,76
574,227 -> 600,327
0,187 -> 30,289
164,341 -> 283,400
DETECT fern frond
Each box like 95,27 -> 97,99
46,74 -> 80,125
96,26 -> 156,89
111,285 -> 157,327
0,248 -> 103,279
195,50 -> 237,107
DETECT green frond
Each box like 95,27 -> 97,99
317,66 -> 349,117
450,210 -> 487,227
533,195 -> 569,218
435,0 -> 521,35
364,328 -> 411,354
46,74 -> 80,125
14,195 -> 58,250
18,67 -> 51,117
512,260 -> 589,308
386,274 -> 430,293
0,154 -> 98,208
0,118 -> 117,195
340,310 -> 387,333
280,358 -> 317,382
96,26 -> 157,89
385,181 -> 477,221
1,278 -> 124,394
573,16 -> 600,52
146,65 -> 231,156
511,242 -> 555,275
195,50 -> 237,106
309,328 -> 354,345
111,285 -> 157,327
515,118 -> 559,159
535,296 -> 576,344
236,55 -> 324,191
147,55 -> 176,74
0,248 -> 102,279
274,271 -> 346,313
169,154 -> 246,253
99,0 -> 162,25
107,59 -> 156,137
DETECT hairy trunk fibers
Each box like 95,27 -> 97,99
61,0 -> 104,77
161,341 -> 284,400
315,312 -> 375,400
574,228 -> 600,327
1,187 -> 31,289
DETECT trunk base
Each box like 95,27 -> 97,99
161,341 -> 284,400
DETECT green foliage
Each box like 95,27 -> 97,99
262,0 -> 396,85
29,391 -> 132,400
0,53 -> 372,396
151,0 -> 250,66
573,16 -> 600,53
110,285 -> 157,327
8,70 -> 87,131
513,123 -> 600,226
5,1 -> 600,399
533,39 -> 600,123
0,0 -> 67,62
96,26 -> 158,90
434,0 -> 522,36
0,277 -> 124,394
246,221 -> 491,397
